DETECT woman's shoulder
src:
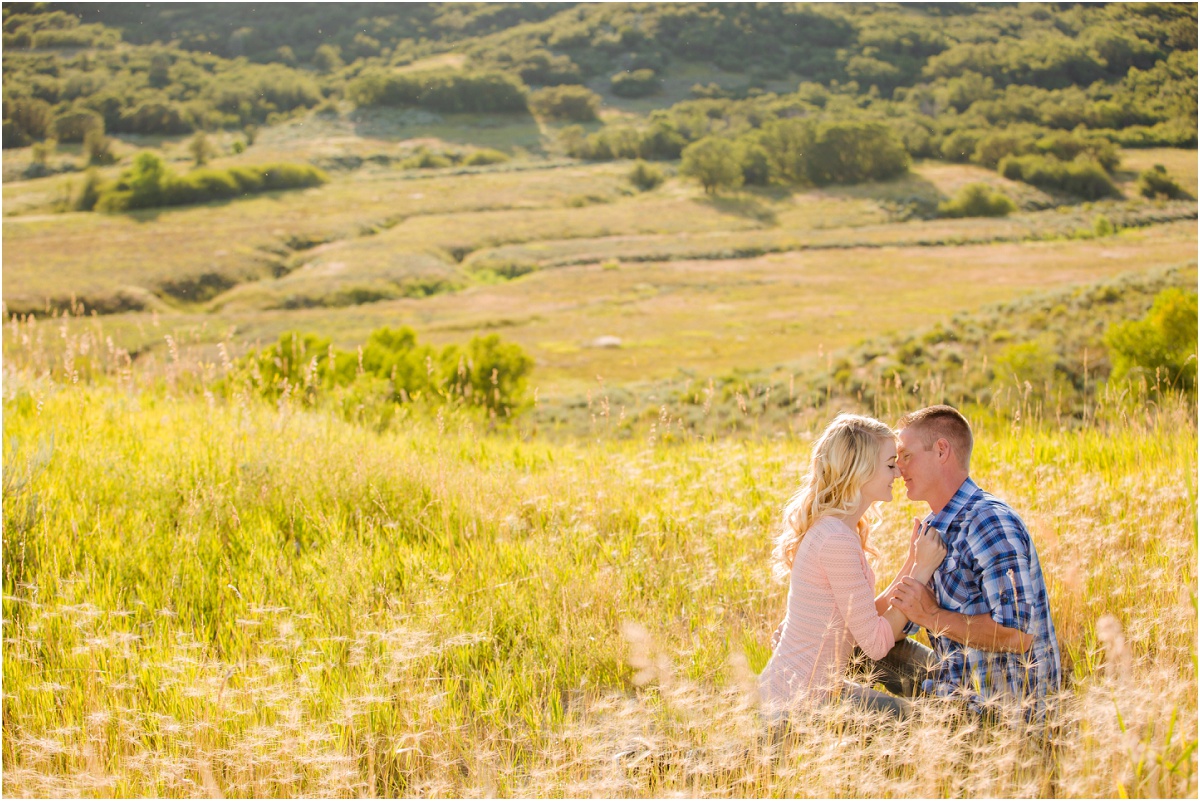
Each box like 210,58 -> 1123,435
807,516 -> 859,546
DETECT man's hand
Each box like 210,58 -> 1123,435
890,576 -> 940,628
890,576 -> 1034,654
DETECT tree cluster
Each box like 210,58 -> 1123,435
346,69 -> 528,113
3,40 -> 323,146
77,152 -> 328,212
236,326 -> 534,417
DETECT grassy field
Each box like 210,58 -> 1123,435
3,99 -> 1197,797
2,359 -> 1195,797
4,144 -> 1196,399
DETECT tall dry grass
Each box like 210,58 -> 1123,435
2,311 -> 1196,797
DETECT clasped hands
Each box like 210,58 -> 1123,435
890,518 -> 945,627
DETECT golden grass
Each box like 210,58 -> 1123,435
1115,147 -> 1199,198
1,356 -> 1195,797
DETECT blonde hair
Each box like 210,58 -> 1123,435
772,413 -> 894,580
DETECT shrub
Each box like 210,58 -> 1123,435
680,136 -> 743,194
236,327 -> 535,415
313,44 -> 343,74
938,183 -> 1016,218
1137,165 -> 1190,199
628,160 -> 665,191
636,119 -> 688,160
438,333 -> 535,414
1105,288 -> 1198,391
939,129 -> 981,163
610,69 -> 660,98
464,148 -> 510,166
71,168 -> 106,211
3,97 -> 53,147
806,120 -> 909,185
400,149 -> 453,170
188,131 -> 215,166
95,152 -> 328,211
50,108 -> 103,143
528,85 -> 600,122
83,129 -> 117,165
998,154 -> 1119,200
347,69 -> 529,113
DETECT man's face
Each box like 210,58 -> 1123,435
896,427 -> 937,503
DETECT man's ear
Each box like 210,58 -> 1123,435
935,438 -> 952,464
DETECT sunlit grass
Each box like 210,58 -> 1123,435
1,328 -> 1196,797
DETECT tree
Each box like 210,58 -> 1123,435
937,183 -> 1016,218
83,129 -> 117,165
528,85 -> 601,122
313,44 -> 344,74
1105,288 -> 1198,391
756,118 -> 816,185
125,151 -> 169,207
438,334 -> 534,414
188,131 -> 215,167
807,121 -> 909,185
610,69 -> 660,98
1137,165 -> 1190,199
680,136 -> 743,194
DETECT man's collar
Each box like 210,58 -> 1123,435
925,477 -> 980,532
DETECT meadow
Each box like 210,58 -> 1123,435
3,4 -> 1198,795
1,342 -> 1196,797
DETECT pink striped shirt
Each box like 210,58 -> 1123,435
759,516 -> 896,712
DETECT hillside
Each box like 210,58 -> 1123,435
3,5 -> 1198,797
3,2 -> 1197,402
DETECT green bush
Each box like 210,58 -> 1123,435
400,149 -> 453,170
610,69 -> 660,98
347,69 -> 529,113
806,120 -> 909,185
636,119 -> 688,160
50,108 -> 104,143
83,129 -> 118,165
938,183 -> 1017,218
1105,288 -> 1198,391
463,148 -> 510,166
628,160 -> 665,191
95,152 -> 328,211
680,136 -> 743,194
1137,165 -> 1190,199
71,168 -> 105,211
998,153 -> 1119,200
528,85 -> 601,122
236,327 -> 535,415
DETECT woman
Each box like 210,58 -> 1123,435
759,413 -> 945,719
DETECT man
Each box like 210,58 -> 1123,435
881,405 -> 1061,716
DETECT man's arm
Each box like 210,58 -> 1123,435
890,576 -> 1033,653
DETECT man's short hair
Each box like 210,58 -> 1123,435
897,405 -> 973,470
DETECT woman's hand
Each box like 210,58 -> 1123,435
907,517 -> 924,559
913,520 -> 946,572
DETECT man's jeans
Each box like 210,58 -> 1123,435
844,637 -> 939,716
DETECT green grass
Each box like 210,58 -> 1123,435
2,362 -> 1195,797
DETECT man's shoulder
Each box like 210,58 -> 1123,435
959,489 -> 1031,543
961,487 -> 1023,522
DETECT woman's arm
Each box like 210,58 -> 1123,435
821,534 -> 903,659
877,522 -> 946,635
873,518 -> 929,615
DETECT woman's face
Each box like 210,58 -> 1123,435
862,437 -> 900,505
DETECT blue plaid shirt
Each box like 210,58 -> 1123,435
909,478 -> 1061,710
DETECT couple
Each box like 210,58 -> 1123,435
759,405 -> 1060,721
